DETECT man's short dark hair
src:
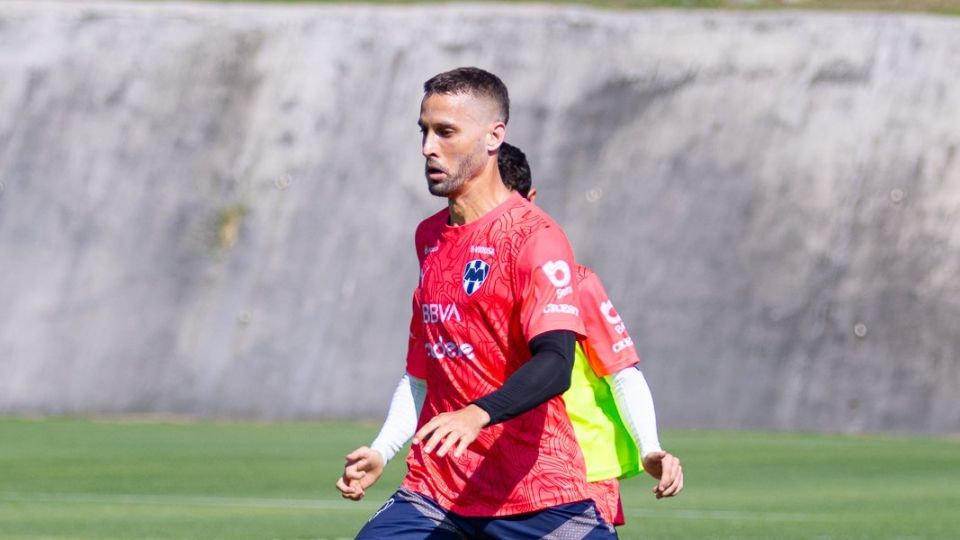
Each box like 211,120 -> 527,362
498,142 -> 531,199
423,67 -> 510,124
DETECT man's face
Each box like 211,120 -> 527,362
418,92 -> 496,197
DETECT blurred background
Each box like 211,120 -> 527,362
2,2 -> 959,539
2,0 -> 958,434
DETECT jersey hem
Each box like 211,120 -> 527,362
593,358 -> 640,378
586,461 -> 644,482
401,479 -> 591,518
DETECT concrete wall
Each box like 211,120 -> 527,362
1,2 -> 958,433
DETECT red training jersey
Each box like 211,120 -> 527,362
577,265 -> 641,377
403,192 -> 590,516
585,478 -> 625,526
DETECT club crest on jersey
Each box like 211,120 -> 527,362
462,259 -> 490,295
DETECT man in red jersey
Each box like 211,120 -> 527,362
340,143 -> 684,533
338,67 -> 616,538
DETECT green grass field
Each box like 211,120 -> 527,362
1,418 -> 958,539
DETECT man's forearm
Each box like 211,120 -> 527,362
370,373 -> 426,464
472,330 -> 575,425
606,366 -> 662,457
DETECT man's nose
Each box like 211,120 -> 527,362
422,133 -> 438,157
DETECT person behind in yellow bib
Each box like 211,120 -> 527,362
497,142 -> 684,527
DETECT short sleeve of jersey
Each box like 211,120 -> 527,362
578,268 -> 640,377
516,226 -> 586,341
405,293 -> 427,379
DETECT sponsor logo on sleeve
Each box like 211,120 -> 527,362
600,300 -> 627,334
463,259 -> 490,295
542,260 -> 574,299
423,244 -> 439,255
542,260 -> 572,287
612,335 -> 634,353
543,303 -> 580,316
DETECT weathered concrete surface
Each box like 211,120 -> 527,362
0,2 -> 958,433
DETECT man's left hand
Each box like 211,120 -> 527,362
413,404 -> 490,459
642,450 -> 684,499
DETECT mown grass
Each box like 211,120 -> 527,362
0,417 -> 958,539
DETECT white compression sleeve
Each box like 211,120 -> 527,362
606,366 -> 663,458
369,373 -> 426,464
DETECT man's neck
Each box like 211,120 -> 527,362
446,164 -> 512,226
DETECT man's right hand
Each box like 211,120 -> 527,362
335,446 -> 386,501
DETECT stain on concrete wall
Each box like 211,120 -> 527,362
0,2 -> 957,433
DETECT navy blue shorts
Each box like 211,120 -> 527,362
355,488 -> 618,539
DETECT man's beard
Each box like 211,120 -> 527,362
426,148 -> 486,197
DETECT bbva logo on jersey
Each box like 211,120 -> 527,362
462,259 -> 490,295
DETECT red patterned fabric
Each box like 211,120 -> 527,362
402,192 -> 590,516
585,478 -> 624,526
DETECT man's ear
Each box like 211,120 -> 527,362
528,187 -> 538,204
486,121 -> 506,152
